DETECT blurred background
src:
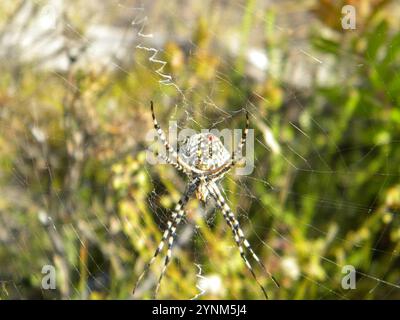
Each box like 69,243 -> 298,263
1,0 -> 400,299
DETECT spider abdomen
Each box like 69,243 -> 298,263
180,133 -> 230,171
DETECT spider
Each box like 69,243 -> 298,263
132,101 -> 279,299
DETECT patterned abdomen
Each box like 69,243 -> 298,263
179,133 -> 230,171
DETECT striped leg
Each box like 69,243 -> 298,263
132,179 -> 199,297
153,205 -> 185,298
132,204 -> 181,296
155,151 -> 188,174
210,182 -> 279,287
153,179 -> 200,298
208,182 -> 278,299
151,100 -> 178,163
234,110 -> 249,160
211,183 -> 279,288
150,101 -> 207,175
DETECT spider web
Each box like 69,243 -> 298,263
1,0 -> 399,300
127,1 -> 400,300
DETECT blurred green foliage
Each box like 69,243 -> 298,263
0,0 -> 399,300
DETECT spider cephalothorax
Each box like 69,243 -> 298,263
132,101 -> 279,299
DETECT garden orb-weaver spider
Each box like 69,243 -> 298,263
132,101 -> 279,299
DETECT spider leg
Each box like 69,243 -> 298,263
132,205 -> 180,296
153,178 -> 200,298
153,202 -> 185,299
234,109 -> 249,160
208,182 -> 278,299
151,100 -> 178,163
210,181 -> 279,288
132,178 -> 199,297
155,151 -> 188,174
150,101 -> 208,175
212,193 -> 268,298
